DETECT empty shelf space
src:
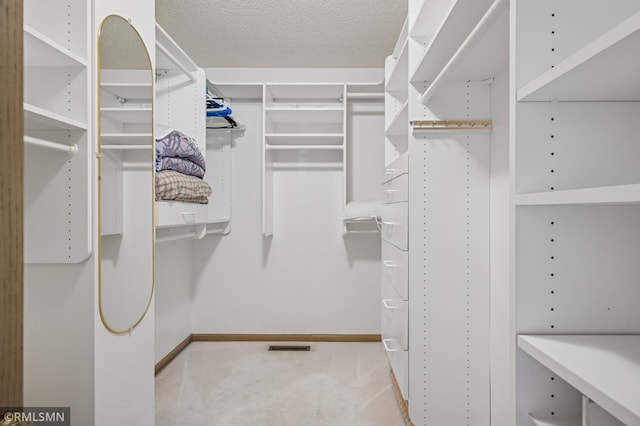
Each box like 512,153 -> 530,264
420,0 -> 508,102
214,84 -> 263,100
518,335 -> 640,426
515,184 -> 640,206
100,83 -> 153,100
264,133 -> 344,145
24,103 -> 87,131
24,25 -> 87,67
265,84 -> 344,106
100,133 -> 153,145
410,0 -> 497,84
385,101 -> 408,136
265,108 -> 344,124
518,10 -> 640,101
386,39 -> 408,95
265,144 -> 343,151
529,415 -> 581,426
100,107 -> 152,123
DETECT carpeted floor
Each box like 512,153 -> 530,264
155,341 -> 405,426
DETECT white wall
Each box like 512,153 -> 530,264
188,69 -> 384,335
154,240 -> 193,363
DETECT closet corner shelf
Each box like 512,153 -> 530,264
419,0 -> 508,103
386,39 -> 409,94
515,184 -> 640,206
529,415 -> 581,426
517,334 -> 640,426
24,25 -> 87,67
155,22 -> 198,76
385,101 -> 408,137
410,0 -> 500,84
517,9 -> 640,102
24,103 -> 87,131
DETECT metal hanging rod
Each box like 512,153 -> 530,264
24,135 -> 77,155
411,119 -> 492,133
156,41 -> 197,83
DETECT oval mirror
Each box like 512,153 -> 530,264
98,15 -> 154,333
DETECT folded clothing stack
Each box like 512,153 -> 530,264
155,125 -> 212,204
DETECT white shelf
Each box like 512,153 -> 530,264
420,0 -> 508,103
386,39 -> 408,96
385,101 -> 408,137
529,415 -> 581,426
264,133 -> 344,145
100,83 -> 153,101
410,0 -> 496,84
265,108 -> 344,124
24,25 -> 87,67
518,9 -> 640,102
265,84 -> 344,103
100,133 -> 153,145
515,184 -> 640,206
100,107 -> 152,123
518,335 -> 640,426
265,145 -> 343,151
410,0 -> 458,44
155,23 -> 198,74
24,103 -> 87,131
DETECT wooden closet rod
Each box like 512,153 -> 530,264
411,119 -> 492,133
24,136 -> 77,154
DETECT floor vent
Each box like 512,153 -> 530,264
268,345 -> 311,351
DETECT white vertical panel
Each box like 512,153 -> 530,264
205,130 -> 232,221
408,134 -> 491,425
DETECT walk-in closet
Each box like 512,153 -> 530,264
3,0 -> 639,425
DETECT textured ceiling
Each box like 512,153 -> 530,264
155,0 -> 407,68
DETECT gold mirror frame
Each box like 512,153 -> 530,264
97,14 -> 155,334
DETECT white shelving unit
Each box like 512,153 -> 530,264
519,335 -> 640,426
409,0 -> 495,85
99,69 -> 154,237
513,2 -> 640,425
155,23 -> 225,237
23,0 -> 91,263
262,83 -> 346,236
388,0 -> 509,423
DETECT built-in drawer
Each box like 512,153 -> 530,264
155,201 -> 209,228
382,152 -> 408,184
382,338 -> 408,401
382,173 -> 408,203
381,202 -> 408,251
381,240 -> 408,300
381,279 -> 408,350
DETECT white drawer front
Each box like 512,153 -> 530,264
382,338 -> 409,401
382,240 -> 408,300
382,173 -> 408,203
155,201 -> 209,228
381,202 -> 408,250
381,279 -> 408,350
